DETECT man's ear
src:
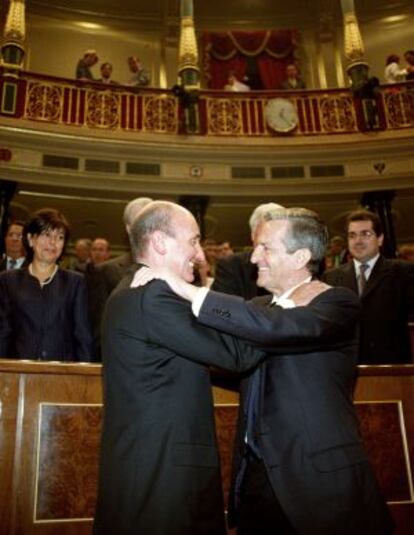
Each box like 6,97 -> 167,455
150,230 -> 168,255
293,248 -> 311,270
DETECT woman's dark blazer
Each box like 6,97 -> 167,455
0,267 -> 93,361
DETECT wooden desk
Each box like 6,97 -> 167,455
0,361 -> 413,534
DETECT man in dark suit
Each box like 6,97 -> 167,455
279,64 -> 306,90
212,203 -> 282,299
322,209 -> 414,364
137,206 -> 393,534
0,220 -> 28,271
94,201 -> 265,535
87,197 -> 153,359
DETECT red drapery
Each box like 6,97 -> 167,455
202,30 -> 299,90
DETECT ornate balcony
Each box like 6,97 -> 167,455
1,69 -> 413,137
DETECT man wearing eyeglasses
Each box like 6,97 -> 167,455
0,221 -> 28,272
322,209 -> 414,364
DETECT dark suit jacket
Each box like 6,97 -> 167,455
0,255 -> 29,272
212,250 -> 268,299
87,252 -> 135,359
197,288 -> 393,535
94,275 -> 264,535
0,267 -> 92,361
322,256 -> 414,363
279,78 -> 306,90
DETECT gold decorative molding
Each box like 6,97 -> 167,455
343,12 -> 365,63
178,16 -> 199,77
4,0 -> 26,45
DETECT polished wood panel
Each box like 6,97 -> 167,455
1,361 -> 413,534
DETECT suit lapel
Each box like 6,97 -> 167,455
361,256 -> 391,299
342,263 -> 358,295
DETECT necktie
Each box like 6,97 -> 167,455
358,263 -> 369,296
244,301 -> 276,457
8,258 -> 17,270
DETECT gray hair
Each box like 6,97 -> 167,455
263,207 -> 328,275
129,201 -> 181,259
123,197 -> 153,231
249,202 -> 284,233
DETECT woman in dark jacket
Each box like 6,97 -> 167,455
0,208 -> 93,361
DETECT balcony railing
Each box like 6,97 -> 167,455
1,70 -> 413,137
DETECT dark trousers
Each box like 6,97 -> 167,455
237,452 -> 298,535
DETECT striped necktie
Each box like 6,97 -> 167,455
358,263 -> 369,296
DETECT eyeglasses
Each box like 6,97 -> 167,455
347,230 -> 376,241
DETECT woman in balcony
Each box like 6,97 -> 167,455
0,208 -> 93,361
384,54 -> 407,83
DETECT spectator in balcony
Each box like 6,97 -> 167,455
384,54 -> 407,83
0,220 -> 28,272
224,71 -> 250,92
0,208 -> 93,361
404,50 -> 414,81
99,62 -> 118,85
279,63 -> 306,90
76,49 -> 99,81
126,56 -> 151,87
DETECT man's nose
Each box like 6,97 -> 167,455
251,245 -> 261,264
195,244 -> 206,263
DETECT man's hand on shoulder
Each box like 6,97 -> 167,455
290,280 -> 331,306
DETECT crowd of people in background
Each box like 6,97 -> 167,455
384,50 -> 414,84
74,46 -> 414,93
0,201 -> 413,365
75,49 -> 151,87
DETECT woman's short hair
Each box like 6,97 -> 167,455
23,208 -> 70,261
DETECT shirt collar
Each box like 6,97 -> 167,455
271,275 -> 312,307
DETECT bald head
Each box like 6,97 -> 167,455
130,201 -> 204,282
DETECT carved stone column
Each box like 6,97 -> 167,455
361,190 -> 397,258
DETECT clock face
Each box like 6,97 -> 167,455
265,98 -> 298,133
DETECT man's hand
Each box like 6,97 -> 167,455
290,280 -> 330,306
131,266 -> 198,302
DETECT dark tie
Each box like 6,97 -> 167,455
244,300 -> 276,457
358,263 -> 369,296
8,258 -> 17,270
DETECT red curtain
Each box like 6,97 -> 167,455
202,30 -> 299,90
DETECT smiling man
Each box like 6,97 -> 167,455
323,209 -> 414,364
94,201 -> 265,535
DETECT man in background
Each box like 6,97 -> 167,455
0,220 -> 27,271
323,209 -> 414,364
126,56 -> 151,87
90,238 -> 111,266
76,49 -> 98,81
70,238 -> 92,273
279,64 -> 306,90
